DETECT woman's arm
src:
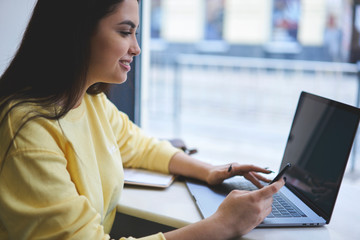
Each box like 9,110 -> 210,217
163,179 -> 285,240
167,151 -> 285,239
168,151 -> 213,183
168,151 -> 273,187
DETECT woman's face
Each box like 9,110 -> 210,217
87,0 -> 141,86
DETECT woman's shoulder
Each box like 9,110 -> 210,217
0,99 -> 55,124
84,92 -> 131,125
0,99 -> 65,155
85,92 -> 127,116
0,99 -> 39,124
85,92 -> 110,107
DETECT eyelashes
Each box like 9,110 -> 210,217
118,31 -> 139,37
119,31 -> 132,36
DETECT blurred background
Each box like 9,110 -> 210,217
1,0 -> 360,182
139,0 -> 360,180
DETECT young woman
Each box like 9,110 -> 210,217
0,0 -> 284,239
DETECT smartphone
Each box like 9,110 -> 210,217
269,163 -> 291,184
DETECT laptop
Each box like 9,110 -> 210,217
185,91 -> 360,227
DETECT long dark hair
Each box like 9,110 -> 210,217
0,0 -> 128,171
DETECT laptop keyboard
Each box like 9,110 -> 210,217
267,192 -> 307,218
221,179 -> 307,218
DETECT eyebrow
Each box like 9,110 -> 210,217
117,20 -> 137,29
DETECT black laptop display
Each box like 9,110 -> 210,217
280,92 -> 360,223
186,91 -> 360,227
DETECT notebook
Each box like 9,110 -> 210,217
186,91 -> 360,227
124,168 -> 175,188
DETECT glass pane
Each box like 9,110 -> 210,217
141,0 -> 359,172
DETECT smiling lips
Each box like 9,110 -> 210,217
119,60 -> 131,71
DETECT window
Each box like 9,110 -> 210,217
140,0 -> 359,173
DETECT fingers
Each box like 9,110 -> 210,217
243,172 -> 272,189
243,172 -> 264,189
231,164 -> 273,175
255,178 -> 285,199
252,172 -> 271,183
262,198 -> 274,220
242,164 -> 274,174
231,164 -> 272,188
209,163 -> 273,186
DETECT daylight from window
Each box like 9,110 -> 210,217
140,0 -> 360,174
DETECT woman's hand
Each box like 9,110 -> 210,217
164,178 -> 285,240
167,152 -> 285,239
168,152 -> 273,188
210,178 -> 285,238
206,163 -> 273,188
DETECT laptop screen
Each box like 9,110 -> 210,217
281,92 -> 360,222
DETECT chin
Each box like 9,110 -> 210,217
116,77 -> 128,85
110,74 -> 128,84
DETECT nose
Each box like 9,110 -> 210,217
130,37 -> 141,56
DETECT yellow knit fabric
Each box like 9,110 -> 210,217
0,93 -> 179,239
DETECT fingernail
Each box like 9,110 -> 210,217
228,164 -> 232,172
283,177 -> 287,182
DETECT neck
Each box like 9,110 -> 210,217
73,91 -> 86,109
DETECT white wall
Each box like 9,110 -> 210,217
0,0 -> 37,75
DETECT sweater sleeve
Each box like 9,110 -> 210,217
100,94 -> 180,173
0,96 -> 174,240
0,104 -> 113,239
0,149 -> 111,240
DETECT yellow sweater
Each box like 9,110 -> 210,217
0,93 -> 179,240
